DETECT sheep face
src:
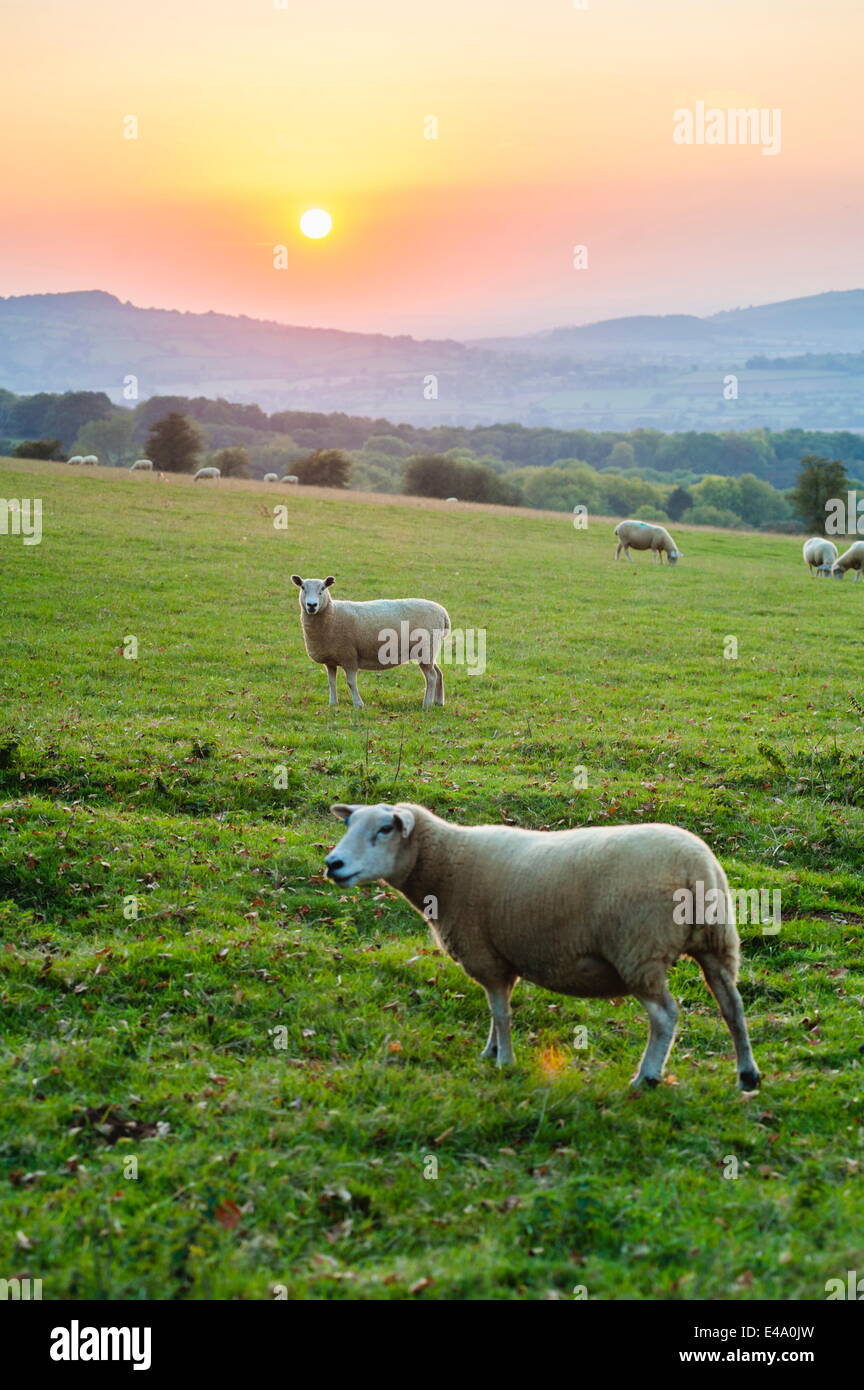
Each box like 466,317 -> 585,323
326,802 -> 417,887
832,565 -> 845,579
668,549 -> 680,565
291,574 -> 335,615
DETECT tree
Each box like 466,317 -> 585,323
73,411 -> 134,466
210,446 -> 250,478
605,441 -> 636,471
665,485 -> 694,520
294,449 -> 351,488
145,413 -> 204,473
13,439 -> 64,460
790,455 -> 849,535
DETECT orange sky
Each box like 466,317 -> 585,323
1,0 -> 861,335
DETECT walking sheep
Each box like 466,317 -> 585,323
802,537 -> 838,576
193,466 -> 220,481
130,459 -> 153,472
615,519 -> 681,565
293,575 -> 450,709
326,802 -> 761,1092
832,541 -> 864,581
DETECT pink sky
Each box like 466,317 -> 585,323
1,0 -> 861,337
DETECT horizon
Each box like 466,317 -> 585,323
3,0 -> 863,337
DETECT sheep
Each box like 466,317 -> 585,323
326,802 -> 761,1092
614,519 -> 682,565
292,575 -> 450,709
82,454 -> 98,466
280,475 -> 299,484
67,456 -> 84,466
832,540 -> 864,581
446,496 -> 458,503
130,458 -> 153,472
193,466 -> 220,481
802,537 -> 838,576
263,472 -> 279,482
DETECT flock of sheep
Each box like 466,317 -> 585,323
65,456 -> 299,483
802,535 -> 864,580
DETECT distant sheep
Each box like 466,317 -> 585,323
67,455 -> 84,466
193,466 -> 220,481
293,575 -> 450,709
280,475 -> 299,484
615,519 -> 681,565
446,496 -> 458,503
326,802 -> 760,1092
82,455 -> 98,466
130,459 -> 153,472
832,540 -> 864,581
802,537 -> 838,576
263,472 -> 279,482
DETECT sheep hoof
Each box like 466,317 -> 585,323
739,1069 -> 761,1092
632,1074 -> 660,1089
480,1047 -> 497,1061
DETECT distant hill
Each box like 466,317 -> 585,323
1,288 -> 864,431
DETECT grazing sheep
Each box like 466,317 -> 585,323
446,496 -> 458,502
614,519 -> 682,565
193,466 -> 220,481
130,459 -> 153,472
280,475 -> 299,484
263,472 -> 279,482
67,455 -> 84,466
832,540 -> 864,581
293,575 -> 450,709
326,802 -> 760,1092
802,537 -> 838,576
82,454 -> 98,466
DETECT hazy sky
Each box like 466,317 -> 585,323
2,0 -> 861,337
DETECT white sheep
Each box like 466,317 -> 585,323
82,454 -> 98,466
130,459 -> 153,472
446,496 -> 458,503
802,537 -> 838,576
280,475 -> 299,484
67,455 -> 84,466
832,540 -> 864,581
293,575 -> 450,709
263,472 -> 279,482
614,519 -> 682,565
193,466 -> 220,481
326,802 -> 760,1092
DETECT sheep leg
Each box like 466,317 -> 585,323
632,989 -> 678,1087
483,983 -> 515,1067
696,954 -> 760,1091
615,542 -> 631,562
419,662 -> 437,710
344,668 -> 364,709
480,1015 -> 498,1061
326,665 -> 338,706
433,663 -> 445,707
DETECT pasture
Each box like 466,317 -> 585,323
1,457 -> 863,1301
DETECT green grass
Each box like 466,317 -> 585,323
1,458 -> 863,1301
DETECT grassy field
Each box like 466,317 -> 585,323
1,457 -> 863,1301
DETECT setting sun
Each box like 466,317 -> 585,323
300,208 -> 333,240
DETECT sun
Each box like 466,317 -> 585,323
300,208 -> 332,239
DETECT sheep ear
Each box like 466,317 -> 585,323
330,803 -> 359,822
323,576 -> 335,588
291,575 -> 303,587
392,806 -> 416,839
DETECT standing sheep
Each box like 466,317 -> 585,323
292,575 -> 450,709
130,459 -> 154,472
82,455 -> 98,466
280,475 -> 299,484
326,802 -> 760,1092
67,456 -> 84,466
193,466 -> 220,481
832,540 -> 864,581
614,519 -> 682,565
263,473 -> 279,482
